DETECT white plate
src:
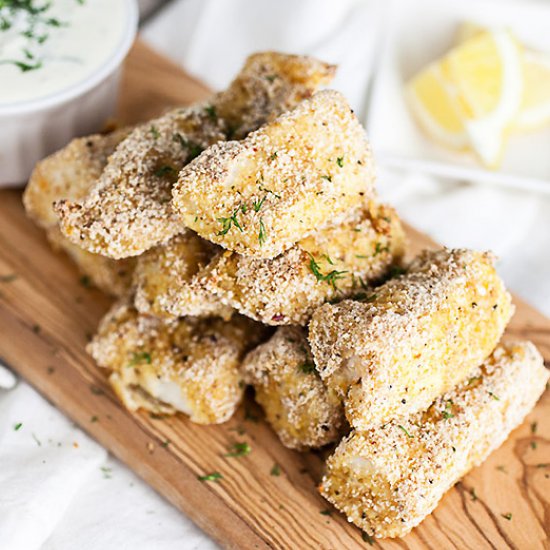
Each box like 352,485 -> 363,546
366,0 -> 550,194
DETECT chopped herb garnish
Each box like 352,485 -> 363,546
79,275 -> 91,288
269,152 -> 278,161
531,441 -> 537,450
149,125 -> 160,139
320,509 -> 332,516
501,513 -> 512,521
536,463 -> 549,468
172,133 -> 203,160
0,58 -> 42,72
217,208 -> 243,236
308,254 -> 347,290
14,422 -> 22,431
389,265 -> 406,278
496,465 -> 507,473
265,74 -> 277,83
161,440 -> 170,448
397,425 -> 413,438
225,441 -> 251,458
488,391 -> 500,401
0,274 -> 17,283
299,362 -> 316,374
321,175 -> 332,182
100,466 -> 112,479
336,156 -> 344,167
252,196 -> 266,212
531,421 -> 538,434
205,105 -> 217,120
32,324 -> 40,334
90,415 -> 99,423
362,532 -> 374,545
90,386 -> 104,395
198,472 -> 222,482
470,488 -> 478,501
128,351 -> 152,366
270,463 -> 281,476
373,242 -> 389,256
442,400 -> 454,419
32,433 -> 41,446
154,165 -> 177,178
258,218 -> 267,246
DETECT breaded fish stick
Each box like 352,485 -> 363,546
172,90 -> 376,259
320,341 -> 548,539
242,327 -> 345,450
201,202 -> 405,325
23,130 -> 135,297
212,51 -> 336,140
23,129 -> 129,229
56,52 -> 335,259
133,232 -> 232,319
309,248 -> 513,430
88,298 -> 265,424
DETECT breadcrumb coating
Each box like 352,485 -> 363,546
55,105 -> 225,258
133,232 -> 232,319
201,202 -> 405,325
55,52 -> 335,259
320,341 -> 549,539
88,298 -> 266,424
23,129 -> 129,229
309,248 -> 514,431
242,327 -> 346,450
214,51 -> 336,139
23,130 -> 135,296
172,90 -> 376,259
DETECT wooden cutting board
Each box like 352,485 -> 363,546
0,41 -> 549,550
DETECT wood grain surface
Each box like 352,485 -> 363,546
0,40 -> 548,550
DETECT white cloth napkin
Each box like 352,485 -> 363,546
2,1 -> 549,549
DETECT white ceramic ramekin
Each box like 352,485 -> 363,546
0,0 -> 138,187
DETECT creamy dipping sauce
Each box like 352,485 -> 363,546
0,0 -> 129,105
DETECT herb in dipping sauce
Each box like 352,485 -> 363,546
0,0 -> 129,104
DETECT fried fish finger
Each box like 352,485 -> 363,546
56,52 -> 335,259
23,130 -> 135,296
242,327 -> 345,450
23,129 -> 129,229
88,298 -> 265,424
320,341 -> 548,539
309,248 -> 513,430
133,232 -> 232,319
172,90 -> 376,259
201,202 -> 405,325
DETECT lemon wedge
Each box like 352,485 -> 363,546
515,51 -> 550,131
407,29 -> 523,168
406,64 -> 469,150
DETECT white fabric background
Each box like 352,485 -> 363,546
1,0 -> 548,548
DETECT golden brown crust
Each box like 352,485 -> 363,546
172,90 -> 376,259
88,297 -> 267,424
23,129 -> 130,229
214,51 -> 336,139
309,248 -> 514,430
242,326 -> 346,450
320,341 -> 549,539
55,105 -> 224,259
133,232 -> 232,319
55,52 -> 336,259
201,202 -> 405,325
